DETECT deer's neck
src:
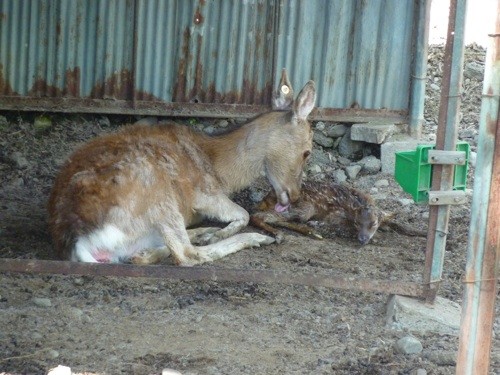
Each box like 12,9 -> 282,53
202,116 -> 278,194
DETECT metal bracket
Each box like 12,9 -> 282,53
428,190 -> 467,205
428,150 -> 467,165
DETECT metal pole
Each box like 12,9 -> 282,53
456,2 -> 500,373
409,0 -> 431,139
423,0 -> 468,302
0,259 -> 426,297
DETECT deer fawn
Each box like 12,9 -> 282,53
48,70 -> 316,266
250,181 -> 394,245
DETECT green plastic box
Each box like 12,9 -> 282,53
394,141 -> 470,203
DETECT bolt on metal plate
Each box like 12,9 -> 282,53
428,190 -> 467,205
427,150 -> 467,165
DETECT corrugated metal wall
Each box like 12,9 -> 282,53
0,0 -> 422,121
275,0 -> 415,109
134,0 -> 276,104
0,0 -> 134,98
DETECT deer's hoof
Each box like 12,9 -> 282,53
253,234 -> 275,246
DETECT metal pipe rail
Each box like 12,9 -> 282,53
0,259 -> 425,298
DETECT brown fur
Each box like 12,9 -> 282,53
251,181 -> 391,245
48,74 -> 317,265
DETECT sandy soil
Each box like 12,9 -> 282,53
0,45 -> 498,375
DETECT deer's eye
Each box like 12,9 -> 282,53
303,150 -> 311,159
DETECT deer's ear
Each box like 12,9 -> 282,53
272,68 -> 294,110
293,81 -> 316,120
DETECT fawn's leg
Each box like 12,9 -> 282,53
250,215 -> 285,244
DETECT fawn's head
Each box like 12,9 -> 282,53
354,208 -> 394,245
265,76 -> 316,212
353,207 -> 381,245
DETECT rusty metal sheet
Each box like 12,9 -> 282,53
0,1 -> 423,121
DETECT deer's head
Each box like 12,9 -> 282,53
265,76 -> 316,212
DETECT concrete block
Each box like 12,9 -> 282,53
351,123 -> 395,144
386,295 -> 461,336
380,139 -> 419,175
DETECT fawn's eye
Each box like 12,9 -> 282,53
303,150 -> 311,159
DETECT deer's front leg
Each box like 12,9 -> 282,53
194,193 -> 254,244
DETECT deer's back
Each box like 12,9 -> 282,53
48,123 -> 218,258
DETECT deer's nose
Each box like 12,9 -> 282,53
358,234 -> 370,245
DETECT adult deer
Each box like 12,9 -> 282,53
48,71 -> 316,266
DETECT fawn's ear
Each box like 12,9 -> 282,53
272,68 -> 294,110
293,81 -> 316,121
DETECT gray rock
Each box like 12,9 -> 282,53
387,295 -> 461,336
308,164 -> 322,174
10,177 -> 24,187
134,117 -> 158,126
69,307 -> 84,319
469,151 -> 477,167
325,124 -> 347,138
333,137 -> 342,148
203,125 -> 216,134
331,169 -> 347,183
31,332 -> 43,340
338,129 -> 364,158
430,83 -> 440,91
234,117 -> 248,124
97,116 -> 111,127
374,179 -> 389,188
10,152 -> 29,169
412,369 -> 427,375
315,121 -> 326,131
0,115 -> 8,129
394,336 -> 423,355
310,149 -> 332,167
464,61 -> 484,80
47,350 -> 60,359
399,198 -> 414,206
337,156 -> 351,166
313,131 -> 334,148
345,165 -> 362,179
459,128 -> 477,139
425,351 -> 456,366
351,123 -> 395,144
73,277 -> 85,286
32,297 -> 52,308
359,155 -> 381,174
216,119 -> 229,128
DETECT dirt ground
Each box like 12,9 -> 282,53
0,45 -> 498,375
